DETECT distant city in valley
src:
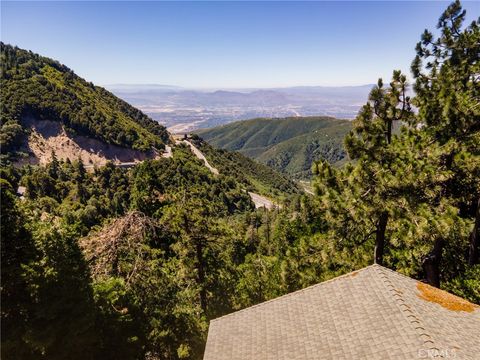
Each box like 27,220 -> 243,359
107,84 -> 374,133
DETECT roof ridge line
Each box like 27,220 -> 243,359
210,264 -> 378,323
373,266 -> 444,358
380,265 -> 479,306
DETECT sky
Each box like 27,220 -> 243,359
1,1 -> 479,88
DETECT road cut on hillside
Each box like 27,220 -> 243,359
180,139 -> 278,210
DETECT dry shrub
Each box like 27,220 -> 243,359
80,211 -> 159,286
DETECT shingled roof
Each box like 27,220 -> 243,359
204,264 -> 480,360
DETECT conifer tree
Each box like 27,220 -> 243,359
411,0 -> 480,271
336,71 -> 414,265
0,178 -> 37,359
315,0 -> 478,287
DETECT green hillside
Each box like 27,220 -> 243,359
189,135 -> 300,198
0,43 -> 169,158
195,117 -> 352,178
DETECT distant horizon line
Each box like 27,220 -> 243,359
104,83 -> 376,90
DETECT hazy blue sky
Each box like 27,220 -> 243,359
1,1 -> 478,88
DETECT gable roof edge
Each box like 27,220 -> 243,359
210,264 -> 380,324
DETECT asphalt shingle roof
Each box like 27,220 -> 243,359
203,264 -> 480,359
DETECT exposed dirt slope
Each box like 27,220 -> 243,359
17,116 -> 159,167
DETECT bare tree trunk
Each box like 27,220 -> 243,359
422,238 -> 444,288
265,212 -> 270,244
374,212 -> 388,265
468,198 -> 480,266
386,119 -> 393,145
184,213 -> 208,314
195,240 -> 207,314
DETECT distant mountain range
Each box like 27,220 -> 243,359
195,116 -> 352,179
107,84 -> 373,133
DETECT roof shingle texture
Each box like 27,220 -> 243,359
204,264 -> 480,360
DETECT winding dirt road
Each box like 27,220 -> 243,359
84,146 -> 173,170
181,140 -> 219,175
180,139 -> 278,209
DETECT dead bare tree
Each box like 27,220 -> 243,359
80,211 -> 159,287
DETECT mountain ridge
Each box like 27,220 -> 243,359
195,116 -> 352,179
0,43 -> 170,164
107,83 -> 373,131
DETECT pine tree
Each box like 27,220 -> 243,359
314,0 -> 479,288
332,71 -> 414,266
48,150 -> 60,179
411,0 -> 480,273
0,178 -> 38,359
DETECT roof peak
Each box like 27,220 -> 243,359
211,264 -> 382,323
205,264 -> 479,360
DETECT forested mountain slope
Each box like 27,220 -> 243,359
188,135 -> 300,198
1,147 -> 257,359
195,117 -> 351,178
0,43 -> 170,162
